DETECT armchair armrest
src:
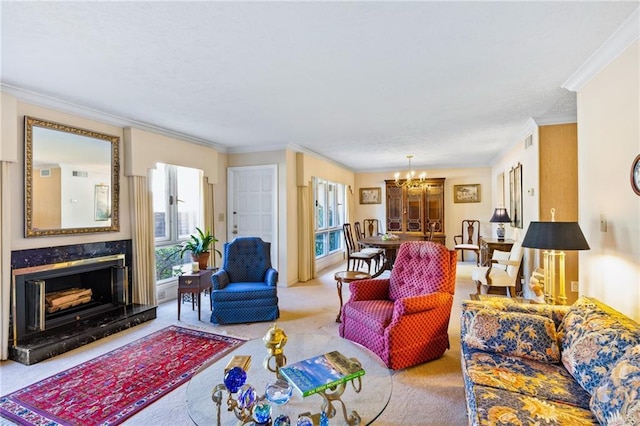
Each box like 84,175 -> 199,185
491,259 -> 520,267
348,278 -> 390,302
393,292 -> 452,317
264,268 -> 278,286
453,234 -> 462,245
211,269 -> 230,290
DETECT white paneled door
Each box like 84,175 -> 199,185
227,165 -> 278,268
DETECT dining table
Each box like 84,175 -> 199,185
358,234 -> 426,277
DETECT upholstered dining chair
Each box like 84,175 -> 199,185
210,237 -> 279,324
354,222 -> 384,266
471,241 -> 523,297
454,219 -> 481,265
343,223 -> 377,273
339,241 -> 457,370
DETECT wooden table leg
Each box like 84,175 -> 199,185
197,291 -> 201,321
178,292 -> 182,321
336,278 -> 344,323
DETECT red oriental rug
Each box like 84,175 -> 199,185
0,325 -> 245,426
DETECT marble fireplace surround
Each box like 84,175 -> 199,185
10,240 -> 157,365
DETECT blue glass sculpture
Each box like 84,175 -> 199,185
237,384 -> 257,409
265,379 -> 293,405
319,411 -> 329,426
223,367 -> 247,393
252,401 -> 272,424
296,415 -> 313,426
273,414 -> 291,426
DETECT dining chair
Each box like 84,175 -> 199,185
453,219 -> 481,265
425,222 -> 436,242
354,222 -> 384,267
342,223 -> 377,273
363,219 -> 382,237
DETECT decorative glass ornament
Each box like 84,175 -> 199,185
296,415 -> 313,426
223,367 -> 247,393
237,384 -> 257,409
265,379 -> 293,405
273,414 -> 291,426
320,411 -> 329,426
252,401 -> 272,424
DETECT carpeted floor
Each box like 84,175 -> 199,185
0,261 -> 477,426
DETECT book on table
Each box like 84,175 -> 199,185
279,350 -> 365,397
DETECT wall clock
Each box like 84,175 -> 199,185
632,154 -> 640,196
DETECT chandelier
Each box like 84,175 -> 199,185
394,155 -> 426,188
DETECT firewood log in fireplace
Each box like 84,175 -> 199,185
45,288 -> 93,313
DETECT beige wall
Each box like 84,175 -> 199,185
577,40 -> 640,321
355,167 -> 492,251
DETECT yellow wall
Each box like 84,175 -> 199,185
577,40 -> 640,320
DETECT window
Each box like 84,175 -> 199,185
314,178 -> 346,258
151,163 -> 203,282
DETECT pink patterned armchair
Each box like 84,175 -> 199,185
339,241 -> 457,370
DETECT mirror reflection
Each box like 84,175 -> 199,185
25,116 -> 120,237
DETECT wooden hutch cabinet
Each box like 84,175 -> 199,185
384,178 -> 446,245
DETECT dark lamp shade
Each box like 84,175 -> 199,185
521,222 -> 590,251
489,207 -> 511,223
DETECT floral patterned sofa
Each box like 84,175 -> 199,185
460,296 -> 640,425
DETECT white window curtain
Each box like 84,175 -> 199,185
1,162 -> 11,359
128,175 -> 156,305
298,183 -> 315,281
203,176 -> 218,268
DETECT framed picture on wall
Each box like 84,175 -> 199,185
509,163 -> 523,228
359,187 -> 381,204
453,184 -> 481,203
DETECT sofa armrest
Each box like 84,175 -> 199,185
264,268 -> 278,286
211,269 -> 229,290
393,292 -> 451,317
348,278 -> 390,301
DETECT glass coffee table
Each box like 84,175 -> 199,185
186,334 -> 392,425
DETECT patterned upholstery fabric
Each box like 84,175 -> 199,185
463,308 -> 561,363
339,241 -> 457,370
559,296 -> 640,394
210,237 -> 279,325
461,297 -> 640,426
590,344 -> 640,424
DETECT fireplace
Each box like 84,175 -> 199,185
9,244 -> 156,365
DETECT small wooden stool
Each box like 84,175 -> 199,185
334,271 -> 371,323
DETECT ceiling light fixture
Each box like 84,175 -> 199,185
394,155 -> 426,189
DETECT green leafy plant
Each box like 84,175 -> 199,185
178,227 -> 222,258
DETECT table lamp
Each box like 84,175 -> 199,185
489,207 -> 511,241
521,208 -> 590,305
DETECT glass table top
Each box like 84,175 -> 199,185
186,333 -> 392,425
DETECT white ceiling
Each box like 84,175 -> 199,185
1,1 -> 638,172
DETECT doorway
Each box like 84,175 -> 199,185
227,165 -> 278,268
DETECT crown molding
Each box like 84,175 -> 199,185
562,7 -> 640,92
533,114 -> 577,126
0,83 -> 227,151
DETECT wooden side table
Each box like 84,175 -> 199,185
178,268 -> 213,321
334,271 -> 371,323
479,238 -> 515,266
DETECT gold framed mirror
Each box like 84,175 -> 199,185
24,116 -> 120,237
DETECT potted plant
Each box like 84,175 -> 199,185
177,227 -> 222,270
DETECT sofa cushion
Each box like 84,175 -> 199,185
468,384 -> 598,425
464,309 -> 560,363
590,344 -> 640,424
463,347 -> 592,409
559,297 -> 640,394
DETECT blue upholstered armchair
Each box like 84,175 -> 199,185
210,237 -> 279,325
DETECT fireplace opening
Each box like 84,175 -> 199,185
12,255 -> 129,346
